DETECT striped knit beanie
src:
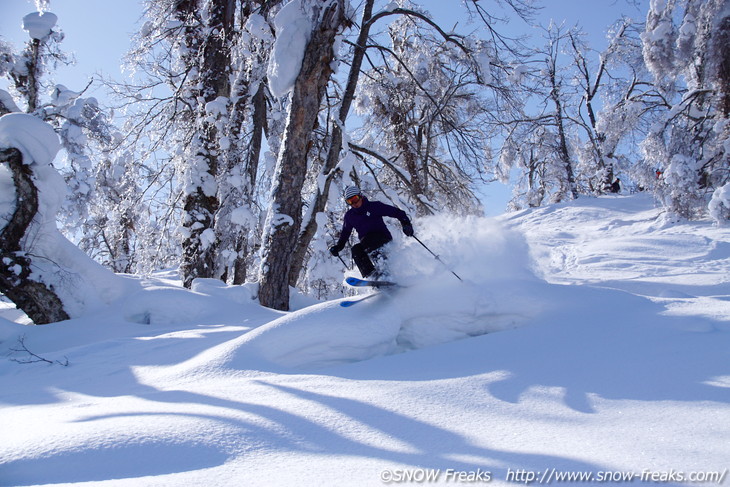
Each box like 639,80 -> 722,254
344,186 -> 361,200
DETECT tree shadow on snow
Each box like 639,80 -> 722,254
0,380 -> 638,485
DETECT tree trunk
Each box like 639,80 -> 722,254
179,0 -> 234,288
230,82 -> 267,285
288,0 -> 373,287
549,69 -> 578,202
259,0 -> 347,310
717,15 -> 730,117
393,110 -> 431,215
0,148 -> 69,324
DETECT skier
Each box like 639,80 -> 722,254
609,178 -> 621,193
329,186 -> 414,279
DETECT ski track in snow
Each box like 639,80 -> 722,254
1,193 -> 729,486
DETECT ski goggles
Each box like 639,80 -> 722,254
346,194 -> 362,205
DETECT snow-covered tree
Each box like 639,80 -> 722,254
498,22 -> 580,208
173,0 -> 235,287
286,0 -> 377,293
569,22 -> 630,194
117,0 -> 290,286
257,0 -> 351,311
0,10 -> 129,323
3,12 -> 68,113
353,13 -> 491,216
81,148 -> 141,273
641,0 -> 730,218
214,2 -> 282,285
0,140 -> 69,325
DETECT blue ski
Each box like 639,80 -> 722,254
340,277 -> 401,307
345,276 -> 399,288
340,293 -> 381,307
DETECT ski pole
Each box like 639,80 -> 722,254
413,236 -> 462,282
329,235 -> 349,268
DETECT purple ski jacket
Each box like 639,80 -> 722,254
335,197 -> 410,248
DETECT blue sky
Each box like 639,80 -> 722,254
1,0 -> 141,98
1,0 -> 648,102
1,0 -> 648,214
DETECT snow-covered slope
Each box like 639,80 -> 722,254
1,194 -> 728,486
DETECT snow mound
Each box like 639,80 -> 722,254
267,0 -> 311,98
22,11 -> 57,40
0,113 -> 61,166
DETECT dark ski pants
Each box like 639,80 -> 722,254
351,232 -> 392,278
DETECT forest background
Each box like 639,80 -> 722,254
1,0 -> 729,321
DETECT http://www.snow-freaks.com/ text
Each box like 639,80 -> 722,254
378,467 -> 728,484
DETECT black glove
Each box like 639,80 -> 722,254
402,222 -> 414,237
329,245 -> 342,257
